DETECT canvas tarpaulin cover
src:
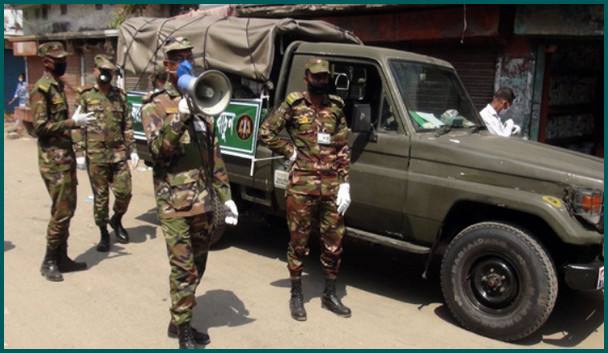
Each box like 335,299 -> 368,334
117,15 -> 362,84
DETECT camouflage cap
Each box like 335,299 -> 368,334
305,58 -> 330,74
94,54 -> 117,71
38,41 -> 68,58
163,36 -> 193,56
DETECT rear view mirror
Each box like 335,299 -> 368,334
351,103 -> 371,133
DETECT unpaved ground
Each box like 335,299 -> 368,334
3,136 -> 604,349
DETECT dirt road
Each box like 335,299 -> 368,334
3,136 -> 604,349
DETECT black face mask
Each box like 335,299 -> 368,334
307,80 -> 330,95
53,62 -> 67,76
99,70 -> 113,83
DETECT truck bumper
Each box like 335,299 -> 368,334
564,259 -> 604,291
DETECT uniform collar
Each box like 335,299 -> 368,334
303,91 -> 330,106
164,82 -> 180,98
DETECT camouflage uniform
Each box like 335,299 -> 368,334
141,79 -> 232,325
259,75 -> 351,280
73,60 -> 134,228
31,46 -> 77,250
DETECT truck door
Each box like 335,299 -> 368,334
285,55 -> 410,240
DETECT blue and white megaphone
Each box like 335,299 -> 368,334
177,60 -> 232,116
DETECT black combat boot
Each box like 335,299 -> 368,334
40,247 -> 63,282
321,278 -> 351,318
289,278 -> 307,321
176,322 -> 198,349
96,227 -> 110,252
168,322 -> 210,345
110,213 -> 129,244
57,241 -> 87,273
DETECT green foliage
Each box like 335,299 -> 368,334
109,4 -> 147,29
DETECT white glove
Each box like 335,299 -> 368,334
76,156 -> 86,170
224,200 -> 239,226
71,105 -> 95,127
130,152 -> 140,169
336,183 -> 351,216
511,124 -> 521,135
284,149 -> 297,171
178,98 -> 190,115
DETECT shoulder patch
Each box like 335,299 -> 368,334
77,85 -> 94,94
286,92 -> 305,106
37,84 -> 49,93
328,94 -> 345,109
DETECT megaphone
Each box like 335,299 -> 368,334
177,69 -> 232,116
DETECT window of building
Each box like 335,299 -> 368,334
61,5 -> 67,15
95,4 -> 103,10
42,5 -> 48,20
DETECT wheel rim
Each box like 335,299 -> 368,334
469,256 -> 519,310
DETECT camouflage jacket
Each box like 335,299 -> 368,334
30,74 -> 76,172
141,82 -> 231,219
72,85 -> 134,164
259,91 -> 350,196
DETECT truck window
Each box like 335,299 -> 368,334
389,60 -> 481,131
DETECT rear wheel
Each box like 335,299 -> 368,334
440,222 -> 558,341
210,194 -> 226,246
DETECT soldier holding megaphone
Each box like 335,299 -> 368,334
140,36 -> 238,349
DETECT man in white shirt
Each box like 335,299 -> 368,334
479,87 -> 521,137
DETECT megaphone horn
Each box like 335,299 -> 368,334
178,70 -> 232,116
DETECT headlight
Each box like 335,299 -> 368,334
567,187 -> 604,227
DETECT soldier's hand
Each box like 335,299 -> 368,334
224,200 -> 239,226
178,98 -> 191,122
336,183 -> 351,216
284,149 -> 297,171
130,152 -> 140,169
71,105 -> 95,127
76,156 -> 86,170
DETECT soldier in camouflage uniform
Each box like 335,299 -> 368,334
31,42 -> 94,282
259,58 -> 353,321
73,54 -> 139,252
140,37 -> 239,349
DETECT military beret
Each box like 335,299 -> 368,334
95,54 -> 117,71
38,41 -> 68,58
163,36 -> 193,57
305,58 -> 330,74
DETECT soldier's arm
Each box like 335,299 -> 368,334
31,88 -> 76,137
334,108 -> 351,184
71,91 -> 86,157
258,100 -> 294,159
121,91 -> 135,155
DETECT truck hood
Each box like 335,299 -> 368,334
411,130 -> 604,189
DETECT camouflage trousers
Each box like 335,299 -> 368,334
39,164 -> 77,249
87,160 -> 132,227
286,192 -> 345,280
160,212 -> 214,325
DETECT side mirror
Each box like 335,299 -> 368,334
350,103 -> 371,133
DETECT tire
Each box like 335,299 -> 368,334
209,194 -> 226,246
440,222 -> 558,341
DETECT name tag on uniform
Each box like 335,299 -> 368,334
193,119 -> 207,132
317,132 -> 331,145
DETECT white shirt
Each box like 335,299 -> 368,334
479,104 -> 514,137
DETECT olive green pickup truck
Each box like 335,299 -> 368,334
119,16 -> 603,342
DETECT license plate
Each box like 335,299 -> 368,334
598,267 -> 604,289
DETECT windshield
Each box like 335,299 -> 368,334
389,60 -> 481,131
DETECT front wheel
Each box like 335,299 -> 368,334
440,222 -> 558,341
